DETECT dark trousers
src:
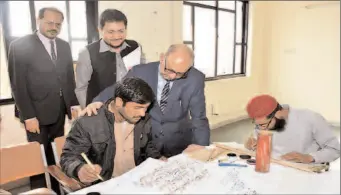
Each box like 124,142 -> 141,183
25,97 -> 66,194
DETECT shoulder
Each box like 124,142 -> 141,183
56,38 -> 71,51
131,61 -> 159,72
56,37 -> 69,45
186,67 -> 205,85
290,108 -> 327,123
72,107 -> 109,134
10,34 -> 35,49
125,39 -> 140,48
86,39 -> 101,51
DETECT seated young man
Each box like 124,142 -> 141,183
60,77 -> 163,185
245,94 -> 340,164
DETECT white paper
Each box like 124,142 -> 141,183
122,47 -> 142,70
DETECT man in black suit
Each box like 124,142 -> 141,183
81,44 -> 210,157
7,7 -> 79,191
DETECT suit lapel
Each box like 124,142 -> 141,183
55,39 -> 63,72
150,64 -> 163,115
33,33 -> 57,68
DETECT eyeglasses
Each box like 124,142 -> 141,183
164,58 -> 191,79
252,115 -> 274,130
44,20 -> 62,28
252,103 -> 281,130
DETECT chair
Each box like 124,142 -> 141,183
0,142 -> 55,195
51,136 -> 66,167
47,136 -> 84,194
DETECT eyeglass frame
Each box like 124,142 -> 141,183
252,104 -> 282,129
164,58 -> 192,79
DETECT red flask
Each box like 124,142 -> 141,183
255,130 -> 273,173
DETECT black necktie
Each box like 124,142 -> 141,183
160,81 -> 170,113
50,40 -> 57,64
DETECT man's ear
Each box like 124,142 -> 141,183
159,53 -> 165,62
275,110 -> 283,119
115,97 -> 124,107
98,27 -> 103,38
36,17 -> 41,27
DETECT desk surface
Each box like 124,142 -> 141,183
71,142 -> 340,194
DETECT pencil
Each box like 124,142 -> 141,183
207,148 -> 216,162
81,152 -> 104,181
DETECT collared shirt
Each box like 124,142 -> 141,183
99,40 -> 130,82
112,121 -> 136,177
157,64 -> 174,105
75,39 -> 146,108
36,31 -> 57,59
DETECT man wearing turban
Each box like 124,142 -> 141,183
245,94 -> 340,164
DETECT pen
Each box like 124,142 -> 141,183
81,152 -> 104,181
218,162 -> 248,167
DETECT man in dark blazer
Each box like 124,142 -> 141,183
81,44 -> 210,157
7,7 -> 79,191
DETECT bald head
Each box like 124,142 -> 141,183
159,44 -> 194,80
165,44 -> 194,62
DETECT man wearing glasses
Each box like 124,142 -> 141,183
75,9 -> 145,109
245,94 -> 340,164
7,7 -> 79,192
81,44 -> 210,158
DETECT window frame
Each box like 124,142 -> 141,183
0,0 -> 99,104
183,0 -> 249,81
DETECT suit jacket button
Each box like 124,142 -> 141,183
160,122 -> 164,125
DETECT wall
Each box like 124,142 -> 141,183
99,1 -> 183,61
263,1 -> 340,125
98,1 -> 269,129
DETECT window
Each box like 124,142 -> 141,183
183,0 -> 249,79
2,1 -> 98,61
0,1 -> 98,103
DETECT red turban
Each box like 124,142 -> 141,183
246,95 -> 278,119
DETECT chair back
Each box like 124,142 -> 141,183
0,142 -> 49,185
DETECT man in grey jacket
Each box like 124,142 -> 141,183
81,44 -> 210,157
245,94 -> 340,164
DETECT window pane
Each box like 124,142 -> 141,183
194,7 -> 216,78
0,24 -> 12,99
218,0 -> 235,10
186,1 -> 216,7
236,1 -> 243,43
34,1 -> 69,42
69,1 -> 87,39
9,1 -> 32,37
217,11 -> 235,76
234,45 -> 241,74
71,40 -> 87,61
183,5 -> 192,41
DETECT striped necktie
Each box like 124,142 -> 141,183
50,40 -> 57,64
160,81 -> 170,113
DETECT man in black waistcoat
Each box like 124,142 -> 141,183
75,9 -> 145,108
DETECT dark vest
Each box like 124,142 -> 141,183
86,39 -> 139,105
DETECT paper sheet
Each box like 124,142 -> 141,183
122,47 -> 142,70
